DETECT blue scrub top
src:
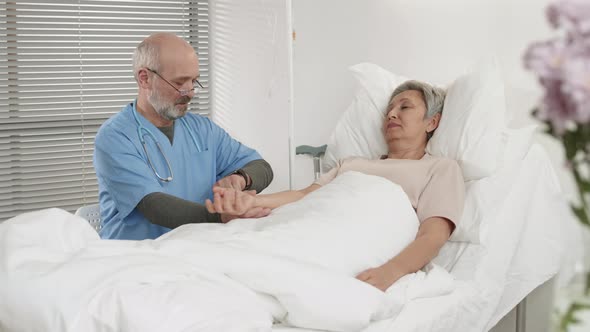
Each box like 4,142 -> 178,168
93,102 -> 262,240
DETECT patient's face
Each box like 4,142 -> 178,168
383,90 -> 431,144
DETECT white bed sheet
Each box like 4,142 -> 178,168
272,144 -> 570,332
485,143 -> 578,329
0,145 -> 570,332
0,172 -> 450,332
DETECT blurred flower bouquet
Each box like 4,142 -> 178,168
524,0 -> 590,330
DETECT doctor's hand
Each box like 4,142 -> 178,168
214,174 -> 247,191
205,187 -> 266,219
356,263 -> 404,292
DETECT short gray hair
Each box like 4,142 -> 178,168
132,39 -> 160,82
390,80 -> 446,119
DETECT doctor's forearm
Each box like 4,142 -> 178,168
137,192 -> 221,228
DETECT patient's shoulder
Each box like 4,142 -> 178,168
423,153 -> 458,165
339,156 -> 372,164
424,154 -> 463,179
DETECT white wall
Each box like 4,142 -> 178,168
291,0 -> 576,196
209,0 -> 293,193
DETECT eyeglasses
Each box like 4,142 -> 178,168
146,68 -> 204,96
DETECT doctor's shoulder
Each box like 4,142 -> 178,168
182,112 -> 229,135
95,111 -> 137,148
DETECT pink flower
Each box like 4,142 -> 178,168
536,78 -> 577,134
533,45 -> 590,133
524,0 -> 590,134
561,50 -> 590,123
547,0 -> 590,36
523,38 -> 568,80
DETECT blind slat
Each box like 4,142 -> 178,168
0,169 -> 99,183
0,178 -> 97,191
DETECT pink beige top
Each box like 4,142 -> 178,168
315,154 -> 465,226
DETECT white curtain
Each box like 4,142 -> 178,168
209,0 -> 293,192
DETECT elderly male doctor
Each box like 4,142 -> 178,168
94,33 -> 273,240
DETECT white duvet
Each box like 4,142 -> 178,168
0,172 -> 455,332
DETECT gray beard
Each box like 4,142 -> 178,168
148,92 -> 185,121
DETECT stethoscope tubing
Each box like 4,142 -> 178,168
131,100 -> 203,182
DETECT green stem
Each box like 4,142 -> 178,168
571,164 -> 590,227
559,301 -> 590,332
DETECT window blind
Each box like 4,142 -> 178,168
0,0 -> 209,221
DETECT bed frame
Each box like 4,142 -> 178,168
489,278 -> 554,332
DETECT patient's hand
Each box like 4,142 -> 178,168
356,264 -> 402,292
206,187 -> 269,222
220,206 -> 271,223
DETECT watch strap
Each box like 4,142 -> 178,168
232,169 -> 251,190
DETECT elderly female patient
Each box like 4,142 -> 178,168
206,80 -> 465,292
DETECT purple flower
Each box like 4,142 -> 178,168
532,46 -> 590,133
547,0 -> 590,36
523,38 -> 568,80
524,1 -> 590,134
536,78 -> 577,134
561,51 -> 590,123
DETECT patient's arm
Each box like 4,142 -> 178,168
254,183 -> 321,209
205,184 -> 321,216
356,216 -> 453,291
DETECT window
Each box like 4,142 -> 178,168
0,0 -> 209,221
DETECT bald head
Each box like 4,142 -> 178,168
132,33 -> 201,126
132,32 -> 198,81
146,32 -> 188,46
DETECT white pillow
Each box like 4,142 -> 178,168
450,125 -> 537,243
322,64 -> 406,172
323,61 -> 507,182
426,61 -> 507,180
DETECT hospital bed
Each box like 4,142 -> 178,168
0,144 -> 569,332
289,60 -> 577,332
294,143 -> 560,332
60,141 -> 562,332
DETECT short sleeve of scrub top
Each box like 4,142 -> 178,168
94,114 -> 167,234
204,119 -> 263,180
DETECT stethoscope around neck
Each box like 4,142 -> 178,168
131,100 -> 204,182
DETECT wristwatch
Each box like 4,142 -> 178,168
232,169 -> 252,190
